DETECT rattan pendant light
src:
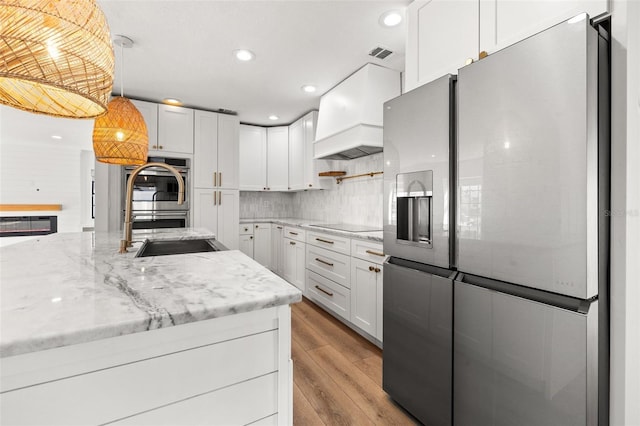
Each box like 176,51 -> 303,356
92,35 -> 148,166
0,0 -> 114,118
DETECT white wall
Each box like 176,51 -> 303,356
610,1 -> 640,424
0,106 -> 95,234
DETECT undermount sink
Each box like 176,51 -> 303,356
135,239 -> 227,257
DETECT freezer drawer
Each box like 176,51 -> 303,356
383,257 -> 455,426
454,275 -> 598,426
456,17 -> 606,299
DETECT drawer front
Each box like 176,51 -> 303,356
284,226 -> 305,243
351,239 -> 386,264
240,223 -> 254,235
306,244 -> 351,288
306,231 -> 351,255
306,270 -> 350,321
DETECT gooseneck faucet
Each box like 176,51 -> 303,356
119,162 -> 184,253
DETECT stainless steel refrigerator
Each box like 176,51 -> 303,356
383,14 -> 609,426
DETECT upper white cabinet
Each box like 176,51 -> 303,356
130,99 -> 158,153
157,104 -> 194,154
289,111 -> 332,191
253,223 -> 272,269
194,111 -> 239,189
239,125 -> 267,190
405,0 -> 608,92
266,127 -> 289,191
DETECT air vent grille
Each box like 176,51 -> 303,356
369,46 -> 393,60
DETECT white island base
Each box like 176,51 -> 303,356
1,305 -> 292,426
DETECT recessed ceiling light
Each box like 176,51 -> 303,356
301,85 -> 317,93
268,115 -> 279,121
234,49 -> 255,61
163,98 -> 183,106
51,135 -> 62,140
380,10 -> 403,27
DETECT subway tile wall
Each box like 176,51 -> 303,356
239,153 -> 383,228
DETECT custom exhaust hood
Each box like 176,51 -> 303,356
313,63 -> 401,160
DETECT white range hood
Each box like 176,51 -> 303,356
313,63 -> 401,160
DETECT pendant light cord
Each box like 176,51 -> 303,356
120,41 -> 124,97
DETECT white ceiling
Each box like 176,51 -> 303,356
98,0 -> 410,126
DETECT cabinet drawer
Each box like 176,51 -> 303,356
306,231 -> 351,255
306,244 -> 350,288
240,223 -> 254,235
306,270 -> 350,321
284,226 -> 305,243
351,239 -> 385,264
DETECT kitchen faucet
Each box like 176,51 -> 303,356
120,162 -> 184,253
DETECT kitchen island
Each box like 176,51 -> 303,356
0,228 -> 301,425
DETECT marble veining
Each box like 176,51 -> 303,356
239,217 -> 383,242
0,228 -> 301,358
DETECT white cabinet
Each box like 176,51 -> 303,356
405,0 -> 608,93
157,104 -> 194,154
192,189 -> 239,250
350,258 -> 383,338
289,111 -> 332,191
239,234 -> 254,258
239,125 -> 267,190
284,228 -> 306,293
253,223 -> 272,268
266,127 -> 289,191
130,99 -> 158,154
194,111 -> 239,190
271,224 -> 284,276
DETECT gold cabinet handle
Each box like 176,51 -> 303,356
158,145 -> 163,149
219,172 -> 222,187
218,191 -> 222,205
290,241 -> 296,245
308,184 -> 312,187
369,265 -> 375,272
277,226 -> 283,229
375,267 -> 381,273
213,191 -> 217,206
365,249 -> 385,257
289,231 -> 298,236
152,144 -> 157,149
316,238 -> 334,244
250,236 -> 253,240
315,285 -> 334,297
213,172 -> 217,187
244,227 -> 249,232
316,258 -> 334,267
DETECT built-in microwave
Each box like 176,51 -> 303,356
123,157 -> 190,229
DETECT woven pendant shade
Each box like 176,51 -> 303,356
0,0 -> 114,118
92,96 -> 148,165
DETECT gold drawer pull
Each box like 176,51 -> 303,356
290,241 -> 296,245
289,231 -> 298,235
316,258 -> 334,267
316,238 -> 334,244
369,266 -> 375,272
213,172 -> 217,187
365,249 -> 385,257
315,285 -> 334,297
375,267 -> 381,273
277,226 -> 283,229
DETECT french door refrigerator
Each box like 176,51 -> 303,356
455,14 -> 609,426
382,13 -> 609,426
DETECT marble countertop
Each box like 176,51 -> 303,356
240,217 -> 383,243
0,228 -> 301,358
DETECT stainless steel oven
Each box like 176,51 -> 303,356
123,157 -> 190,229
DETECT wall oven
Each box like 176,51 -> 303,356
123,157 -> 190,230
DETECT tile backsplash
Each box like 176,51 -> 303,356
240,153 -> 383,228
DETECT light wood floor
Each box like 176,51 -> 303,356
291,297 -> 419,426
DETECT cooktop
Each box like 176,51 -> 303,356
309,223 -> 382,233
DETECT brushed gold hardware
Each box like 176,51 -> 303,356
277,226 -> 283,229
315,285 -> 334,297
316,238 -> 334,244
318,171 -> 346,177
374,267 -> 381,273
158,145 -> 163,149
152,145 -> 157,149
219,172 -> 222,187
218,191 -> 222,205
365,249 -> 385,257
479,50 -> 488,59
290,241 -> 296,245
308,184 -> 312,187
213,172 -> 217,187
244,227 -> 249,232
289,231 -> 298,236
369,266 -> 375,272
316,258 -> 334,267
255,225 -> 259,229
465,58 -> 474,65
250,236 -> 253,239
213,191 -> 217,206
0,204 -> 62,211
336,171 -> 383,184
120,163 -> 184,253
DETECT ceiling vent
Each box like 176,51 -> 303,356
369,46 -> 394,60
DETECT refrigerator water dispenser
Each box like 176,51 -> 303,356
396,170 -> 433,247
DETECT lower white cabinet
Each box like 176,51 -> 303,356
284,238 -> 306,293
350,258 -> 383,339
239,235 -> 254,258
307,269 -> 351,322
271,225 -> 284,276
253,224 -> 272,269
192,189 -> 239,250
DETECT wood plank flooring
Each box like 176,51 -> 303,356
291,298 -> 419,426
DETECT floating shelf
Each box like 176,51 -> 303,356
318,171 -> 347,177
336,171 -> 383,184
0,204 -> 62,211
